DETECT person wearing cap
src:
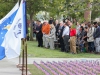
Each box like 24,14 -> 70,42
49,17 -> 54,24
93,22 -> 100,54
42,20 -> 50,48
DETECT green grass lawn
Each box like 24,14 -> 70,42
28,64 -> 44,75
27,41 -> 100,58
27,41 -> 100,75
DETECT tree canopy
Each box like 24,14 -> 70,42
0,0 -> 18,19
0,0 -> 100,21
1,0 -> 100,40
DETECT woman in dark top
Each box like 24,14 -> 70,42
83,27 -> 87,41
83,27 -> 88,52
78,26 -> 84,52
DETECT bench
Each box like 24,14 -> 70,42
54,40 -> 60,48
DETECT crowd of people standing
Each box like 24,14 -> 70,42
32,18 -> 100,54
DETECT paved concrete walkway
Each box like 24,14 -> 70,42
9,58 -> 100,64
0,58 -> 21,75
0,57 -> 100,75
27,58 -> 100,64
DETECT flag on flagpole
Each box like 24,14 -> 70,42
0,2 -> 19,60
23,0 -> 27,38
1,0 -> 26,59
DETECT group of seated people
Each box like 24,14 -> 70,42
33,19 -> 100,54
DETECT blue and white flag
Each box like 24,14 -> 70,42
0,2 -> 19,60
2,0 -> 26,59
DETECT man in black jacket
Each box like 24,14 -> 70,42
93,22 -> 100,53
58,21 -> 65,52
36,20 -> 43,47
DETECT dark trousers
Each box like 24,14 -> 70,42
88,42 -> 94,52
59,37 -> 65,52
63,35 -> 69,52
36,34 -> 43,47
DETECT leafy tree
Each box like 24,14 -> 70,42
0,0 -> 17,19
63,0 -> 87,22
63,0 -> 100,22
26,0 -> 46,41
46,0 -> 65,19
1,0 -> 100,41
91,0 -> 100,20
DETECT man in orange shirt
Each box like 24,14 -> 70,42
42,20 -> 50,48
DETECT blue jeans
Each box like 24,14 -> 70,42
88,42 -> 94,52
79,43 -> 84,52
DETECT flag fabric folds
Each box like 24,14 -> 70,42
2,0 -> 26,59
23,0 -> 27,38
0,2 -> 19,60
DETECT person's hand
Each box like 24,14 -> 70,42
70,22 -> 72,26
78,37 -> 80,40
43,32 -> 45,34
57,33 -> 58,35
87,37 -> 89,39
68,39 -> 70,42
58,30 -> 60,32
36,31 -> 39,33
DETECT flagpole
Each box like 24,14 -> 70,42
25,38 -> 28,75
25,0 -> 28,75
21,0 -> 26,74
20,0 -> 30,74
22,39 -> 25,75
23,0 -> 31,75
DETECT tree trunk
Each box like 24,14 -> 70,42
84,3 -> 92,22
29,14 -> 33,41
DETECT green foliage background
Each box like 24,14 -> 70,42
0,0 -> 100,40
0,0 -> 100,20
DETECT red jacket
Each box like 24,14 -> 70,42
70,29 -> 76,37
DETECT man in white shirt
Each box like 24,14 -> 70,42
62,22 -> 70,52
